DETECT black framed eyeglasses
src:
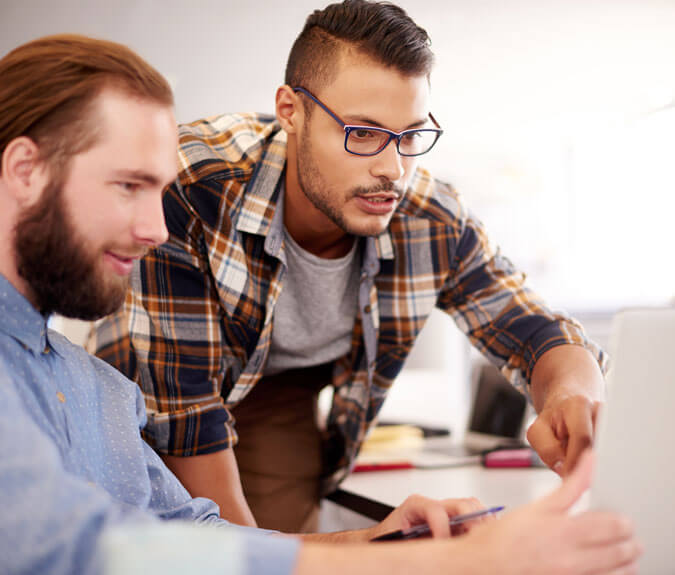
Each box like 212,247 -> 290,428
293,86 -> 443,157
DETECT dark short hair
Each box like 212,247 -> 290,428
0,34 -> 173,177
285,0 -> 434,94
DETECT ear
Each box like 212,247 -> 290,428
1,136 -> 49,206
275,85 -> 304,135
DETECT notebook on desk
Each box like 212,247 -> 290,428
590,307 -> 675,575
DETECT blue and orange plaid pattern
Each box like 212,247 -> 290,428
90,112 -> 606,491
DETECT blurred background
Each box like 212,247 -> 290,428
3,0 -> 674,431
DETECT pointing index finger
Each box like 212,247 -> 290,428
561,398 -> 594,476
527,415 -> 566,474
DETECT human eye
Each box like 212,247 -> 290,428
401,130 -> 422,143
351,128 -> 378,140
116,181 -> 141,194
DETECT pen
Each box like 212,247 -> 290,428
370,505 -> 505,542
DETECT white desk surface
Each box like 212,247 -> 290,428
341,440 -> 561,511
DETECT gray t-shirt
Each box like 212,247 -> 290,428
264,230 -> 360,375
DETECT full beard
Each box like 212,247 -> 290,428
14,180 -> 128,320
296,130 -> 404,237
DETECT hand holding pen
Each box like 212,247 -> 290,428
371,506 -> 505,541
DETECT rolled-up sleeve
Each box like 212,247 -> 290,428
438,205 -> 607,393
100,523 -> 299,575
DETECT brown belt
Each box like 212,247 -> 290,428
231,363 -> 332,533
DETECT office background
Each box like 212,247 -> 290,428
2,0 -> 674,428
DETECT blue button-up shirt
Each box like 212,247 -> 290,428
0,274 -> 298,575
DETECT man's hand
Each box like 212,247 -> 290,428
299,495 -> 489,544
468,450 -> 642,575
294,452 -> 641,575
528,345 -> 606,476
527,394 -> 602,476
367,494 -> 488,541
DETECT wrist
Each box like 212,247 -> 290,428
531,346 -> 605,411
353,525 -> 378,543
299,527 -> 374,544
541,380 -> 603,409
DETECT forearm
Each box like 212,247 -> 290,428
161,449 -> 257,527
293,539 -> 479,575
530,344 -> 605,412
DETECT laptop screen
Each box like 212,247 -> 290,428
590,307 -> 675,575
468,364 -> 527,439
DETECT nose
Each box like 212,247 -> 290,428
369,137 -> 405,183
133,191 -> 169,246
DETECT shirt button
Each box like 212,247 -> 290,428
363,304 -> 372,314
43,346 -> 50,354
56,391 -> 66,403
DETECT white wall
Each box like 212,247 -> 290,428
5,0 -> 675,426
4,0 -> 673,309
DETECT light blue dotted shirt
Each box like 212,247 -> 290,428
0,274 -> 298,575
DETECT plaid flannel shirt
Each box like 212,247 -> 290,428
91,112 -> 606,492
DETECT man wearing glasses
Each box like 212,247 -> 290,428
93,0 -> 608,533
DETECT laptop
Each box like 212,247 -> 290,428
590,307 -> 675,575
372,362 -> 529,470
462,362 -> 528,451
423,362 -> 527,460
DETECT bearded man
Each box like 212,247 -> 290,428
0,31 -> 640,575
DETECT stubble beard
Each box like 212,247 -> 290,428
14,179 -> 129,320
296,129 -> 404,238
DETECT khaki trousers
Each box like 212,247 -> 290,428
232,363 -> 332,533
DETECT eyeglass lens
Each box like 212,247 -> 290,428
346,128 -> 438,156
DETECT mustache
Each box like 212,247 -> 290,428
352,181 -> 405,199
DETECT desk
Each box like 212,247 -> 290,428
342,464 -> 559,511
332,442 -> 561,521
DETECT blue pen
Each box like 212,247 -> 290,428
371,505 -> 505,541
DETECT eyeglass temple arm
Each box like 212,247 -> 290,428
292,86 -> 348,128
294,85 -> 442,136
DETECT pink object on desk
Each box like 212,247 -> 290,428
352,447 -> 543,472
483,448 -> 539,468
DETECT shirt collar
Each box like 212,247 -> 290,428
0,273 -> 52,355
374,231 -> 393,260
234,129 -> 394,262
235,129 -> 287,242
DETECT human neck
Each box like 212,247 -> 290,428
0,229 -> 38,309
286,222 -> 355,259
283,162 -> 355,260
0,195 -> 39,307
